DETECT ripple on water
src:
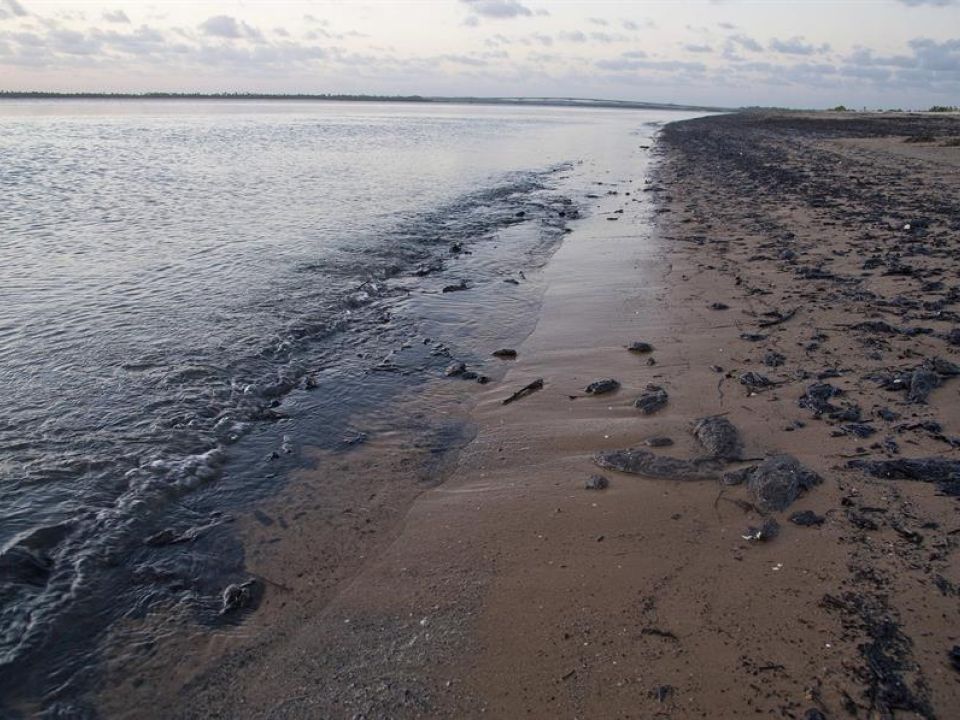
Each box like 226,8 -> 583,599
0,100 -> 682,710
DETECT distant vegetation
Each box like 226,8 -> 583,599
0,91 -> 728,112
827,104 -> 960,114
0,91 -> 429,102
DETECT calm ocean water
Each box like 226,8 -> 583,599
0,100 -> 692,712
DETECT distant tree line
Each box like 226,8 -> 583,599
829,104 -> 958,113
0,91 -> 430,101
0,91 -> 729,112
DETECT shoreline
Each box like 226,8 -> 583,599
0,92 -> 728,113
89,111 -> 689,718
101,111 -> 960,718
0,115 -> 585,716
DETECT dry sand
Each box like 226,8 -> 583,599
101,112 -> 960,719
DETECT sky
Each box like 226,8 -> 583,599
0,0 -> 958,109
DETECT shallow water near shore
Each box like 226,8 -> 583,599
0,100 -> 699,712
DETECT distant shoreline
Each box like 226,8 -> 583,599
0,91 -> 728,113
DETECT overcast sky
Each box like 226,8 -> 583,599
0,0 -> 958,108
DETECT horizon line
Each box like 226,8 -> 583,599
0,91 -> 735,112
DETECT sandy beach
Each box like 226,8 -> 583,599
98,111 -> 960,719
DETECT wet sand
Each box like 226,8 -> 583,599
102,112 -> 960,719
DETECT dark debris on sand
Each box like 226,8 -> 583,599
848,457 -> 960,496
634,385 -> 669,414
594,448 -> 718,481
659,110 -> 960,720
585,378 -> 621,395
692,415 -> 743,461
745,455 -> 822,512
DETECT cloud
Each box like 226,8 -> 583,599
102,10 -> 130,24
436,53 -> 489,66
94,26 -> 166,56
769,36 -> 830,55
199,15 -> 261,41
1,0 -> 27,18
845,37 -> 960,73
592,31 -> 629,43
559,30 -> 586,43
48,28 -> 100,55
459,0 -> 533,19
0,1 -> 956,109
304,27 -> 365,41
907,36 -> 960,71
596,55 -> 707,75
809,37 -> 960,99
0,23 -> 175,64
729,33 -> 762,52
621,18 -> 654,31
897,0 -> 957,5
